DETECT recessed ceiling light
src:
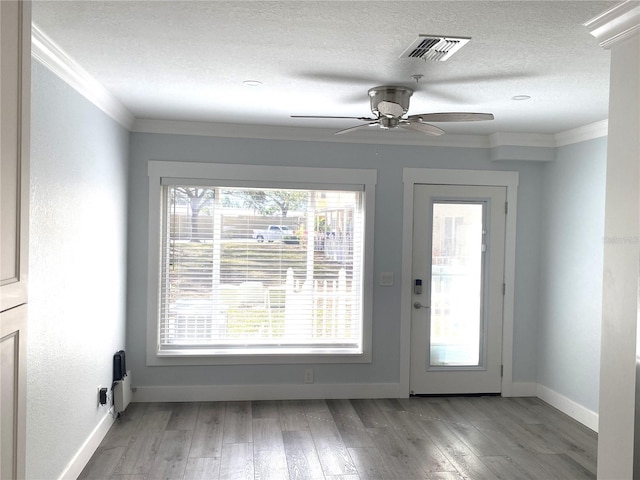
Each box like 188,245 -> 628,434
242,80 -> 262,87
512,95 -> 531,101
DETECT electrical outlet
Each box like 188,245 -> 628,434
98,387 -> 108,406
304,368 -> 314,384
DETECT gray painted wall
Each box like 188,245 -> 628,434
539,137 -> 607,412
27,60 -> 130,479
127,133 -> 544,388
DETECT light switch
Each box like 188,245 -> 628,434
379,272 -> 394,286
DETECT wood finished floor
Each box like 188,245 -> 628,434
79,396 -> 597,480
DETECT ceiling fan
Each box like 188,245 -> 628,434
292,86 -> 494,136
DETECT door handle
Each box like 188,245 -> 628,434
413,302 -> 429,309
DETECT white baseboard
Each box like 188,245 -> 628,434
133,382 -> 400,403
536,384 -> 599,432
57,411 -> 115,480
500,381 -> 598,432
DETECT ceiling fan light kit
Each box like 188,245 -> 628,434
369,86 -> 412,117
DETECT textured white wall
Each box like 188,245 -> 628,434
538,138 -> 606,413
27,60 -> 129,480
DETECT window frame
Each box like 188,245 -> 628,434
146,161 -> 376,366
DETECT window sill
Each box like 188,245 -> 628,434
147,349 -> 372,366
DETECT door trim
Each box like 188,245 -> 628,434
400,169 -> 519,396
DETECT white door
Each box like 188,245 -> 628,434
410,185 -> 506,394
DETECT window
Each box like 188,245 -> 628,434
147,162 -> 376,365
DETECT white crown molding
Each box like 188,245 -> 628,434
31,23 -> 135,130
134,118 -> 610,152
554,119 -> 609,147
490,145 -> 555,162
488,120 -> 609,151
585,0 -> 640,50
489,132 -> 556,148
131,118 -> 491,148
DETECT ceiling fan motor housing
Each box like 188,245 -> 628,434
368,86 -> 413,117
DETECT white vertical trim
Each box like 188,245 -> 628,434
399,175 -> 416,395
591,6 -> 640,476
146,166 -> 162,367
399,169 -> 519,396
501,173 -> 519,397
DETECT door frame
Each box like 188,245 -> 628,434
400,168 -> 519,396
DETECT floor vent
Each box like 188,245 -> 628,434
400,35 -> 471,61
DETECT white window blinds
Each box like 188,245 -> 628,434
158,185 -> 365,355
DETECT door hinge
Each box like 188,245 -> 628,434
503,283 -> 506,295
501,365 -> 504,377
505,201 -> 508,214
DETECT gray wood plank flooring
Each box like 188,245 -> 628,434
79,396 -> 596,480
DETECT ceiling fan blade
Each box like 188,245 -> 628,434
400,121 -> 445,136
407,112 -> 494,122
292,115 -> 377,121
334,122 -> 380,135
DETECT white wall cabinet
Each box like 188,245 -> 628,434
1,1 -> 30,479
1,1 -> 30,312
0,304 -> 27,480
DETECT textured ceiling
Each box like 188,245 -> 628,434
32,1 -> 616,136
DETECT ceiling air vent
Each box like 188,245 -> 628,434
400,35 -> 471,62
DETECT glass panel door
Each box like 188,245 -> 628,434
430,202 -> 485,368
410,185 -> 506,394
